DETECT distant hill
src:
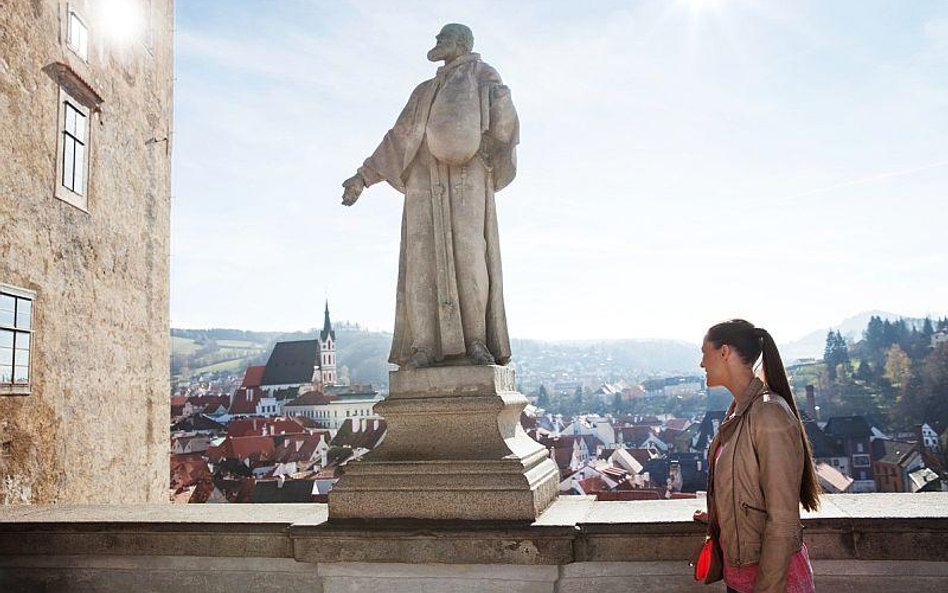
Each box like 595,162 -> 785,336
172,309 -> 938,389
171,327 -> 700,388
779,310 -> 906,361
171,325 -> 393,387
512,338 -> 700,375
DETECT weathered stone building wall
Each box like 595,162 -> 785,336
0,0 -> 174,503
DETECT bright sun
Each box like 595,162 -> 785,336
97,0 -> 143,45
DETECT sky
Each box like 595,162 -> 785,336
171,0 -> 948,344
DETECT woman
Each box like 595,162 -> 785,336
694,319 -> 821,593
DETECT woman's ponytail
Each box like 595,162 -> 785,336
758,329 -> 822,512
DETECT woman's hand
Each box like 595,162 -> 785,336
693,510 -> 708,524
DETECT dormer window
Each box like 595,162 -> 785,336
67,10 -> 89,61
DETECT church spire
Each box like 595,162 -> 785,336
320,300 -> 335,342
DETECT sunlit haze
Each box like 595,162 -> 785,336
96,0 -> 143,45
172,1 -> 948,343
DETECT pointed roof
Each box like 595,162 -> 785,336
321,301 -> 335,342
261,340 -> 319,386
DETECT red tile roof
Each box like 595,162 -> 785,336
273,434 -> 328,464
625,448 -> 653,466
267,418 -> 307,436
330,418 -> 387,450
186,478 -> 217,504
187,394 -> 230,409
170,456 -> 211,492
666,418 -> 692,431
617,426 -> 656,445
284,390 -> 337,407
241,365 -> 266,388
577,475 -> 608,494
229,387 -> 263,415
227,417 -> 269,438
207,435 -> 276,463
289,415 -> 321,429
553,447 -> 577,471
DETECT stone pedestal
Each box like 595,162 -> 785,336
329,365 -> 559,521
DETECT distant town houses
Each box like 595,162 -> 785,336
169,304 -> 387,503
522,397 -> 946,502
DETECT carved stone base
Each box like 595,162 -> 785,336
329,366 -> 559,521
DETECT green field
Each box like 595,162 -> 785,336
217,340 -> 259,349
192,358 -> 248,375
171,336 -> 200,355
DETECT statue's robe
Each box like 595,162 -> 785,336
358,53 -> 518,366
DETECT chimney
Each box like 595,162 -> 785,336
916,424 -> 926,454
805,385 -> 817,420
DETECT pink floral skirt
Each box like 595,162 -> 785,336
723,542 -> 815,593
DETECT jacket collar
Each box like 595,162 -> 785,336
437,52 -> 480,77
731,377 -> 766,418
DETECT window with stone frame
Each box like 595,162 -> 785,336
55,88 -> 92,210
66,8 -> 89,62
0,285 -> 35,396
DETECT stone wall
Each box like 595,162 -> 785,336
0,0 -> 174,503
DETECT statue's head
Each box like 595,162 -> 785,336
427,23 -> 474,63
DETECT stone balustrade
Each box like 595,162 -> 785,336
2,493 -> 947,592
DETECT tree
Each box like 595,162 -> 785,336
884,344 -> 912,387
824,330 -> 849,380
922,317 -> 935,339
864,316 -> 885,352
537,384 -> 550,409
573,384 -> 585,412
892,364 -> 924,428
855,359 -> 873,382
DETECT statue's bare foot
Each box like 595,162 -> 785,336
404,349 -> 432,369
467,341 -> 495,366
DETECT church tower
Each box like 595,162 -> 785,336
318,300 -> 337,386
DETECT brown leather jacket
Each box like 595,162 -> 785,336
707,378 -> 805,593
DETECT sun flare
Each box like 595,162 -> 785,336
97,0 -> 143,46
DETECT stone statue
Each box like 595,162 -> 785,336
342,23 -> 519,369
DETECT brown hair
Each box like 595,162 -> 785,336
706,319 -> 822,511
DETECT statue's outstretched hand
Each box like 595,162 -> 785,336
341,174 -> 365,206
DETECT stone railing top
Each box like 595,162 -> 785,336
4,493 -> 946,526
0,503 -> 322,524
2,493 -> 947,565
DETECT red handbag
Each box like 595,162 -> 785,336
692,537 -> 713,580
691,534 -> 723,583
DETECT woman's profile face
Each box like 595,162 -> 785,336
700,338 -> 726,388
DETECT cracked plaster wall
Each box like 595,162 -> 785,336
0,0 -> 174,504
